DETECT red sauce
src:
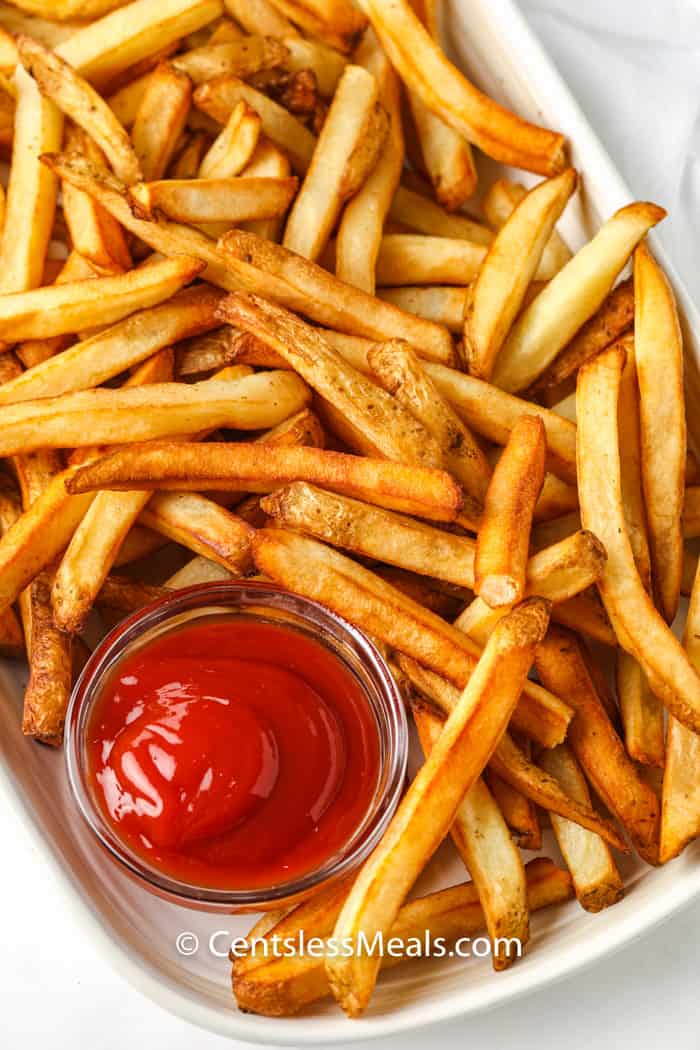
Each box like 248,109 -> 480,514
86,617 -> 380,890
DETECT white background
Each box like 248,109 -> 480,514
3,1 -> 700,1047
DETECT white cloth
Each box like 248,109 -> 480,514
520,0 -> 700,302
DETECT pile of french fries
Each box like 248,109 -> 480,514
0,0 -> 698,1022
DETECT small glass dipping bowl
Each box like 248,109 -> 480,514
65,581 -> 408,913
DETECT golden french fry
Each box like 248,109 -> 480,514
492,203 -> 666,392
165,556 -> 232,588
375,233 -> 486,286
325,598 -> 549,1016
482,177 -> 572,276
413,702 -> 528,970
174,35 -> 288,82
266,0 -> 365,52
0,286 -> 222,405
168,130 -> 208,178
6,1 -> 127,19
199,98 -> 262,178
111,524 -> 165,567
577,345 -> 700,733
97,574 -> 169,614
486,768 -> 541,851
389,185 -> 491,244
175,327 -> 242,377
407,91 -> 477,212
253,528 -> 571,747
130,176 -> 298,224
539,744 -> 624,912
141,492 -> 254,572
684,487 -> 700,538
223,0 -> 298,36
21,571 -> 72,745
464,170 -> 577,381
616,651 -> 664,769
533,471 -> 578,522
474,416 -> 545,607
131,60 -> 192,181
238,137 -> 293,242
377,285 -> 466,332
15,252 -> 97,369
634,243 -> 686,623
282,35 -> 346,96
360,0 -> 566,174
615,336 -> 652,587
106,70 -> 151,127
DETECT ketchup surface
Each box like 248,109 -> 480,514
86,616 -> 380,890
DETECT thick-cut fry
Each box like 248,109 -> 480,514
325,598 -> 549,1016
482,177 -> 572,276
266,0 -> 365,52
141,492 -> 254,572
131,60 -> 192,181
375,234 -> 485,286
412,703 -> 528,970
6,1 -> 127,19
238,137 -> 292,242
0,65 -> 62,295
634,243 -> 685,623
360,0 -> 566,175
169,130 -> 208,178
219,230 -> 454,360
21,571 -> 72,746
283,64 -> 386,261
0,254 -> 204,341
176,327 -> 242,376
223,0 -> 297,36
535,626 -> 660,864
616,651 -> 664,768
577,345 -> 700,733
18,36 -> 141,185
684,487 -> 700,538
174,36 -> 287,83
464,170 -> 577,381
233,858 -> 572,1017
70,445 -> 462,522
407,91 -> 476,212
390,185 -> 491,245
0,372 -> 310,456
253,529 -> 571,747
0,286 -> 222,405
56,0 -> 223,88
194,76 -> 316,173
130,176 -> 298,224
282,36 -> 346,96
199,99 -> 262,178
15,253 -> 96,369
538,744 -> 624,912
474,416 -> 545,607
377,286 -> 466,332
492,203 -> 666,392
529,278 -> 634,394
217,292 -> 449,467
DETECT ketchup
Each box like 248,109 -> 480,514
86,617 -> 380,890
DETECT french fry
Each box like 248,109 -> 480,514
69,445 -> 462,521
253,529 -> 572,747
616,651 -> 664,769
217,292 -> 449,467
141,492 -> 254,573
482,177 -> 572,276
0,65 -> 62,295
359,0 -> 566,175
367,340 -> 491,522
535,626 -> 660,864
266,0 -> 365,52
375,233 -> 485,286
375,567 -> 463,619
97,574 -> 169,614
0,286 -> 222,405
15,252 -> 98,369
634,244 -> 686,623
283,64 -> 387,262
18,36 -> 142,185
130,176 -> 298,225
131,60 -> 192,181
125,346 -> 176,385
194,75 -> 316,173
169,130 -> 208,178
390,185 -> 491,245
282,36 -> 346,96
660,558 -> 700,862
55,0 -> 223,89
407,90 -> 477,212
218,230 -> 454,360
412,702 -> 529,969
223,0 -> 298,36
682,546 -> 698,596
474,416 -> 545,607
199,99 -> 262,178
0,483 -> 27,660
176,327 -> 242,377
464,170 -> 577,381
334,31 -> 403,294
0,253 -> 205,341
533,471 -> 578,522
548,591 -> 616,647
232,857 -> 572,1017
577,345 -> 700,734
112,524 -> 166,567
166,556 -> 232,588
21,571 -> 72,745
174,35 -> 288,83
529,278 -> 634,394
485,768 -> 541,851
684,487 -> 700,538
538,744 -> 624,912
492,203 -> 666,392
6,0 -> 127,18
0,372 -> 310,456
238,137 -> 293,242
106,70 -> 150,126
377,286 -> 466,332
325,598 -> 549,1016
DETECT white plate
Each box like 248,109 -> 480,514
3,0 -> 700,1043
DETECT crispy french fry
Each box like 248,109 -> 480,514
141,492 -> 254,572
130,176 -> 298,224
174,35 -> 288,83
112,525 -> 166,567
0,286 -> 222,404
390,185 -> 491,244
375,567 -> 463,619
529,278 -> 634,394
106,70 -> 150,127
14,252 -> 96,369
232,857 -> 572,1017
634,244 -> 686,623
21,571 -> 72,745
413,702 -> 528,969
474,416 -> 545,607
283,64 -> 387,262
325,598 -> 549,1016
539,744 -> 624,912
616,651 -> 664,769
406,91 -> 476,212
282,35 -> 346,96
482,177 -> 572,276
492,203 -> 666,392
0,65 -> 62,295
464,170 -> 577,381
125,346 -> 176,385
533,471 -> 578,522
238,137 -> 293,242
266,0 -> 365,52
176,327 -> 241,377
6,0 -> 127,18
0,371 -> 309,456
131,60 -> 192,181
577,345 -> 700,734
377,285 -> 466,332
375,233 -> 485,286
199,98 -> 262,178
169,130 -> 208,178
615,336 -> 652,588
223,0 -> 297,36
165,556 -> 232,588
194,75 -> 316,173
535,626 -> 660,864
684,487 -> 700,538
253,529 -> 571,748
486,768 -> 541,851
97,574 -> 169,614
360,0 -> 565,174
